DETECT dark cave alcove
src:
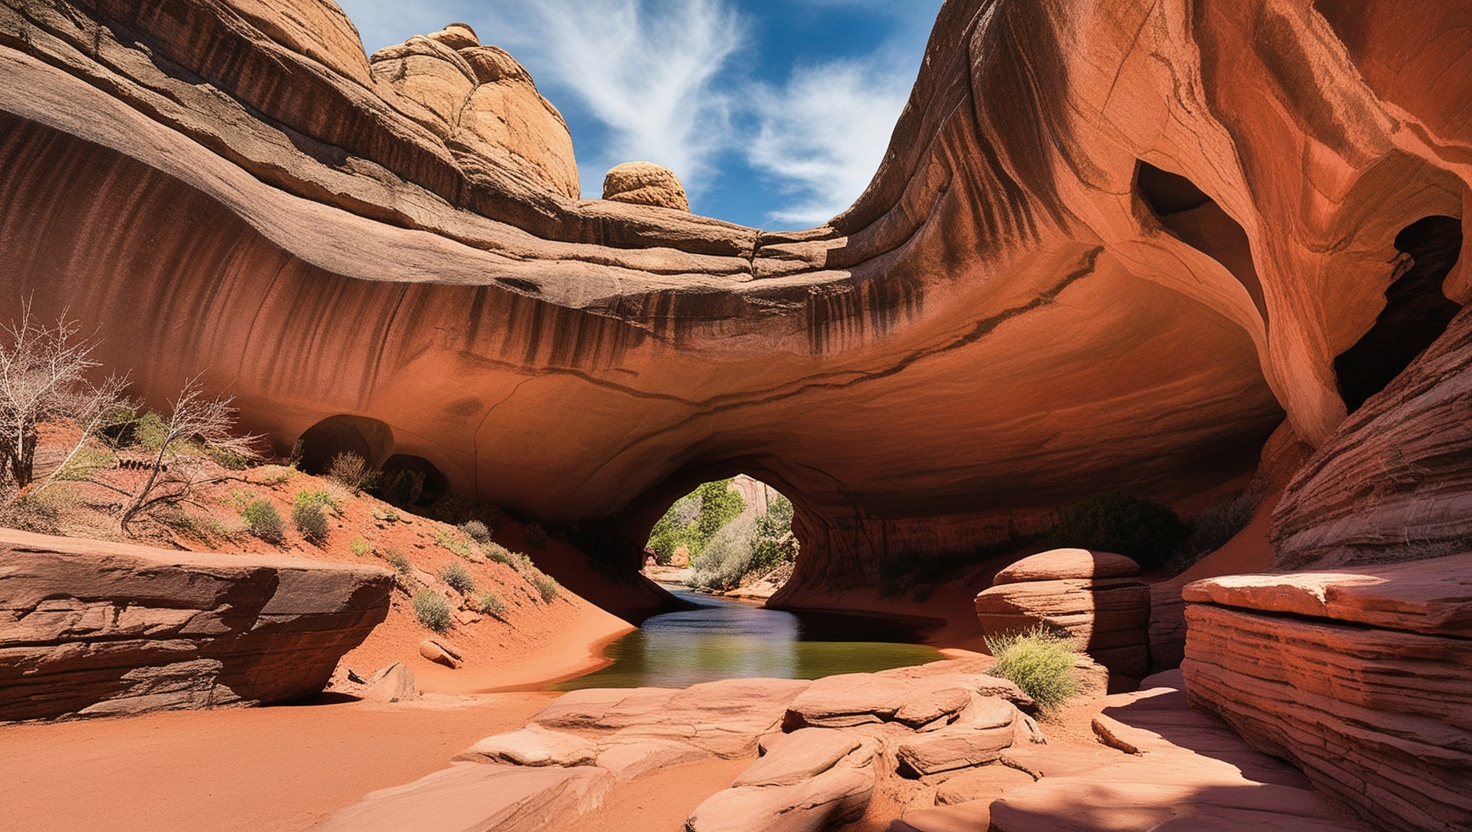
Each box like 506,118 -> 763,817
1334,215 -> 1464,413
295,414 -> 394,475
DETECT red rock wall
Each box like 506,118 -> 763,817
0,0 -> 1468,606
0,530 -> 393,721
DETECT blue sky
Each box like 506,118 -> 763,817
335,0 -> 944,229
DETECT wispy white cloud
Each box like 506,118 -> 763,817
747,57 -> 913,227
493,0 -> 745,197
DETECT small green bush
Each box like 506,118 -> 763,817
377,468 -> 424,507
476,591 -> 505,617
459,520 -> 491,543
435,529 -> 473,559
531,573 -> 560,602
524,522 -> 548,549
413,590 -> 453,633
293,488 -> 341,514
440,561 -> 475,594
242,499 -> 284,543
985,626 -> 1081,712
688,516 -> 757,591
349,535 -> 373,557
1051,491 -> 1188,570
383,549 -> 412,575
292,498 -> 329,543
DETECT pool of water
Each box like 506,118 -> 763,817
552,587 -> 943,691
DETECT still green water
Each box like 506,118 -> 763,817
552,587 -> 942,691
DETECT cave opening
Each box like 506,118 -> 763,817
1135,161 -> 1269,321
295,414 -> 394,475
641,474 -> 799,596
377,453 -> 450,507
1334,215 -> 1464,413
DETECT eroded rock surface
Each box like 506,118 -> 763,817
8,0 -> 1464,609
975,550 -> 1151,680
0,529 -> 393,721
602,161 -> 689,211
1182,563 -> 1472,832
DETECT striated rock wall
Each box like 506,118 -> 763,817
0,529 -> 393,721
1181,559 -> 1472,831
0,0 -> 1468,610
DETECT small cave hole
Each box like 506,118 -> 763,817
642,474 -> 797,594
378,453 -> 450,507
1136,161 -> 1269,321
296,414 -> 394,475
1334,215 -> 1464,413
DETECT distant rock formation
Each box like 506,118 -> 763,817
0,0 -> 1469,613
602,162 -> 689,211
0,529 -> 392,721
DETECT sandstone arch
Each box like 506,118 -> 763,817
296,414 -> 394,474
4,0 -> 1472,616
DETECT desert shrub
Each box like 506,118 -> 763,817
476,591 -> 505,617
371,506 -> 401,523
1050,491 -> 1188,570
242,499 -> 284,543
689,516 -> 758,591
349,535 -> 373,557
1170,487 -> 1263,572
291,495 -> 330,544
484,541 -> 516,567
0,486 -> 82,534
435,529 -> 473,559
254,465 -> 294,486
524,522 -> 548,549
459,520 -> 491,543
440,561 -> 475,594
427,495 -> 503,530
327,451 -> 375,493
531,573 -> 560,602
985,626 -> 1080,712
377,468 -> 424,507
413,590 -> 453,633
294,488 -> 341,514
383,549 -> 413,575
206,446 -> 253,471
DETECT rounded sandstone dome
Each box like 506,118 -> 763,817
602,162 -> 689,211
991,548 -> 1141,585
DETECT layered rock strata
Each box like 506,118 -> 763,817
1274,305 -> 1472,569
0,529 -> 393,721
0,0 -> 1469,606
1181,559 -> 1472,831
984,670 -> 1366,832
975,549 -> 1150,680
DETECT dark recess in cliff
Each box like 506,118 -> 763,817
1334,215 -> 1464,413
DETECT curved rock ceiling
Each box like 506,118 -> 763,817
0,0 -> 1467,612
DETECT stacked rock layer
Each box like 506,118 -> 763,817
1181,556 -> 1472,832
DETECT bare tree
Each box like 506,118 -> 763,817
91,378 -> 261,531
0,301 -> 128,491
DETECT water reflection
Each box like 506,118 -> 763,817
553,588 -> 941,690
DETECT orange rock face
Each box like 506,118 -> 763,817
0,530 -> 393,721
1182,561 -> 1472,831
0,0 -> 1467,608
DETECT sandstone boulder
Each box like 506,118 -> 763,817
0,530 -> 392,721
783,672 -> 1017,731
418,638 -> 463,668
896,724 -> 1015,777
454,724 -> 598,767
687,735 -> 877,832
976,550 -> 1150,680
992,549 -> 1140,584
369,36 -> 477,139
454,46 -> 580,198
602,161 -> 689,211
595,738 -> 710,782
933,764 -> 1035,806
362,662 -> 418,703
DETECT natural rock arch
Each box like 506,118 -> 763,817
4,0 -> 1472,616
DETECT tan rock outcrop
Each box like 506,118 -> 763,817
0,529 -> 392,721
1,0 -> 1470,614
602,161 -> 689,211
975,550 -> 1151,680
1182,562 -> 1472,832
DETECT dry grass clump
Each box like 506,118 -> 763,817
985,626 -> 1081,712
439,561 -> 475,594
413,590 -> 453,633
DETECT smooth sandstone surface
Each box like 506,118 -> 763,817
991,549 -> 1140,585
0,529 -> 393,721
10,0 -> 1466,611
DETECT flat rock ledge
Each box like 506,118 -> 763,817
0,529 -> 394,721
1182,557 -> 1472,832
313,659 -> 1046,832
